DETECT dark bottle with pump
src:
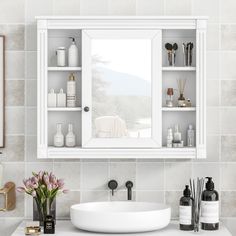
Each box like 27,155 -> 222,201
44,215 -> 55,234
201,177 -> 219,230
179,185 -> 194,231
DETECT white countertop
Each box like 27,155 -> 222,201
12,221 -> 232,236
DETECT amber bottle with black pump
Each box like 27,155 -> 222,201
201,177 -> 219,230
179,185 -> 194,231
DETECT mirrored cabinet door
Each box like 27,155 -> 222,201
82,30 -> 162,148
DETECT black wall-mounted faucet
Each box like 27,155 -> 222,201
125,181 -> 133,201
108,180 -> 118,196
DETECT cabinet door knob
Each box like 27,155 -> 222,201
84,106 -> 90,112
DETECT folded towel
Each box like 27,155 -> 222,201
95,116 -> 128,138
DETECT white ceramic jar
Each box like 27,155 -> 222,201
56,47 -> 66,67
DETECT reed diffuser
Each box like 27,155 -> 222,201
177,78 -> 187,107
189,178 -> 205,232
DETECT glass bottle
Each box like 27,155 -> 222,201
53,123 -> 64,147
66,124 -> 76,147
166,88 -> 174,107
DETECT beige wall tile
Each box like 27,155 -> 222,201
136,162 -> 164,191
25,80 -> 36,107
221,163 -> 236,190
165,191 -> 182,219
80,191 -> 108,203
220,0 -> 236,23
53,0 -> 80,15
0,0 -> 24,24
6,80 -> 25,106
81,162 -> 109,190
207,108 -> 220,135
221,191 -> 236,217
80,0 -> 108,15
221,80 -> 236,106
207,80 -> 219,106
136,191 -> 164,203
4,136 -> 24,162
221,25 -> 236,50
221,136 -> 236,161
5,107 -> 24,135
0,25 -> 24,50
110,162 -> 136,189
221,108 -> 236,134
53,162 -> 80,190
192,0 -> 219,23
5,52 -> 25,79
206,52 -> 219,80
165,0 -> 191,16
220,52 -> 236,79
136,0 -> 164,16
109,0 -> 136,15
165,161 -> 191,191
26,0 -> 53,24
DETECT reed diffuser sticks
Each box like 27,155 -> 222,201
189,178 -> 205,232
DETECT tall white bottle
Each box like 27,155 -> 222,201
68,37 -> 79,67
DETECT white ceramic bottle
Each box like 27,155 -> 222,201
68,37 -> 79,67
167,128 -> 173,148
67,73 -> 76,107
66,124 -> 76,147
56,47 -> 66,67
57,88 -> 66,107
48,88 -> 57,107
54,123 -> 64,147
174,124 -> 181,143
187,124 -> 195,147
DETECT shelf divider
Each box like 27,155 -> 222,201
162,66 -> 196,71
162,107 -> 196,111
48,67 -> 82,71
48,107 -> 82,112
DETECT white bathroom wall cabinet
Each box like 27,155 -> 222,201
37,16 -> 207,159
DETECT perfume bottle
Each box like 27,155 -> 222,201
53,123 -> 64,147
44,215 -> 55,234
166,88 -> 174,107
66,124 -> 76,147
167,128 -> 173,148
173,124 -> 181,143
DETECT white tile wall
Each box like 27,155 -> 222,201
1,0 -> 236,231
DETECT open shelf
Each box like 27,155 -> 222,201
162,107 -> 196,111
48,107 -> 82,112
162,67 -> 196,71
48,67 -> 82,71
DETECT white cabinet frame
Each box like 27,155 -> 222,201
36,16 -> 207,159
82,29 -> 162,148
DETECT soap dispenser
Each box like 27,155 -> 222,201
201,177 -> 219,230
179,185 -> 194,231
68,37 -> 79,67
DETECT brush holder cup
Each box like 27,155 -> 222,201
167,51 -> 176,66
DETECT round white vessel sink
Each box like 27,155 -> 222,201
70,201 -> 171,233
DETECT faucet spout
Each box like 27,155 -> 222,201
125,181 -> 133,201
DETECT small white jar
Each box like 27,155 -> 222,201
56,47 -> 66,67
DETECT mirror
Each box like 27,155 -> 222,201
91,39 -> 152,139
0,36 -> 4,147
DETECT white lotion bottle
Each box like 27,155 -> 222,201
68,37 -> 79,67
54,123 -> 64,147
167,128 -> 173,148
66,124 -> 76,147
48,88 -> 57,107
67,73 -> 76,107
57,88 -> 66,107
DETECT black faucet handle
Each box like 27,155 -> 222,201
125,181 -> 133,189
108,180 -> 118,196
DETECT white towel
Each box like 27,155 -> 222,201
95,116 -> 128,138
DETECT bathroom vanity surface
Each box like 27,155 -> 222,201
12,221 -> 232,236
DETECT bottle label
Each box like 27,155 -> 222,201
201,201 -> 219,224
179,206 -> 192,225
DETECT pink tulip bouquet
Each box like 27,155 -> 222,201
17,171 -> 68,224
